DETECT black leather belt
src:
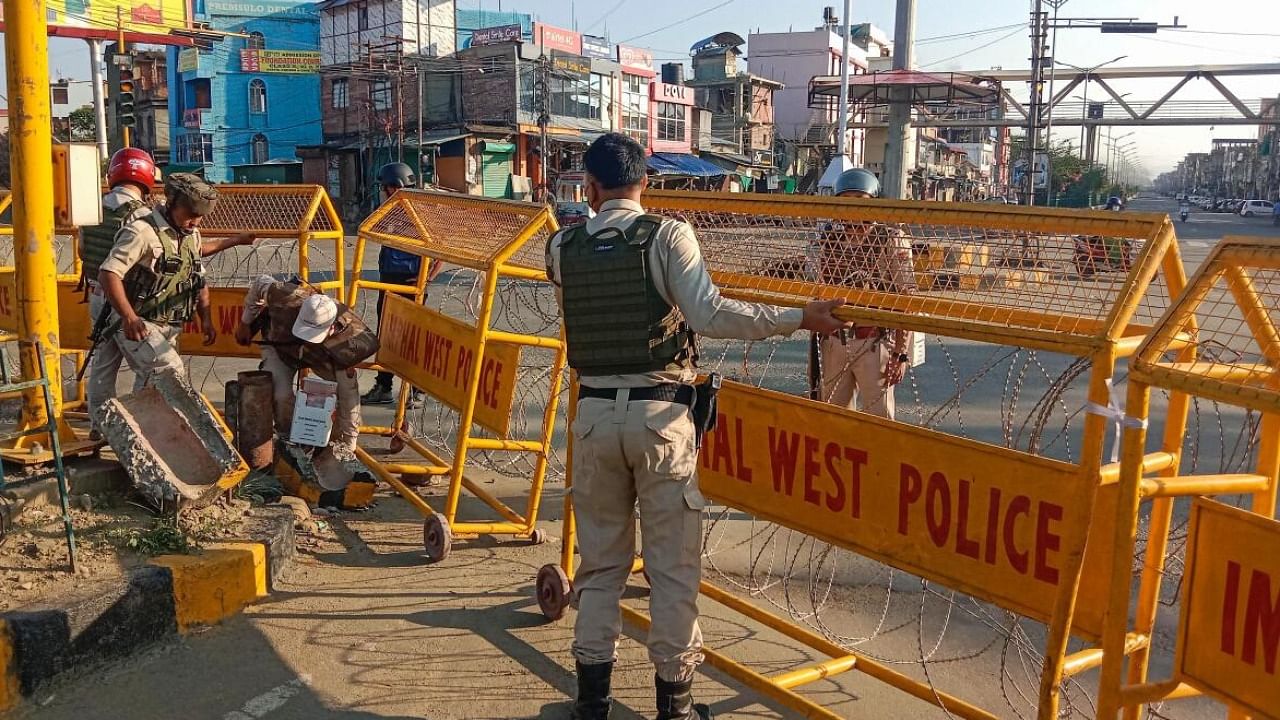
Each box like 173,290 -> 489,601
580,383 -> 694,406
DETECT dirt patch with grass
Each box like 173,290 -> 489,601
0,487 -> 273,612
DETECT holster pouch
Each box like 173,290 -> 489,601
691,372 -> 722,450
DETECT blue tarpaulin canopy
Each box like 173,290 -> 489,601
646,152 -> 728,178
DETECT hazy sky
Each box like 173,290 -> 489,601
11,0 -> 1280,175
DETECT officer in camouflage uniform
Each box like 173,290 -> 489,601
85,165 -> 255,429
546,133 -> 849,720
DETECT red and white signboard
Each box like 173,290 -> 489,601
617,44 -> 655,75
652,81 -> 693,106
533,22 -> 581,55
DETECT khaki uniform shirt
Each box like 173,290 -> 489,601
547,198 -> 803,388
815,222 -> 916,293
99,208 -> 201,280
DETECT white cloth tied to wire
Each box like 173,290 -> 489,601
1084,378 -> 1148,463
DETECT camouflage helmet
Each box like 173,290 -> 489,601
164,173 -> 219,216
834,168 -> 881,197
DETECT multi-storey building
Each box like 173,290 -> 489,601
167,0 -> 322,182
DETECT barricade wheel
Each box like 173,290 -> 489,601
388,421 -> 412,454
423,514 -> 451,562
529,528 -> 548,545
536,563 -> 572,621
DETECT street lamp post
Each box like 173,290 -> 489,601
1055,55 -> 1126,159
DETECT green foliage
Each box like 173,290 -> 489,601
105,516 -> 196,556
68,105 -> 98,143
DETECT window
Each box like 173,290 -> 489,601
250,78 -> 271,113
371,80 -> 391,111
176,133 -> 213,164
657,102 -> 686,142
247,31 -> 265,50
620,73 -> 649,147
251,134 -> 268,164
357,4 -> 369,30
331,78 -> 349,109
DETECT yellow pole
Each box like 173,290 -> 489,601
117,7 -> 131,148
4,0 -> 65,441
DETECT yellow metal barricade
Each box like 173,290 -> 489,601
535,191 -> 1191,719
0,184 -> 346,360
350,189 -> 565,561
1097,235 -> 1280,720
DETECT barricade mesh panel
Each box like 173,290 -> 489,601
361,190 -> 551,270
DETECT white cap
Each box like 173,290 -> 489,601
292,294 -> 338,344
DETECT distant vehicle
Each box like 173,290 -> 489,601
981,196 -> 1010,204
1239,200 -> 1274,217
1106,195 -> 1124,211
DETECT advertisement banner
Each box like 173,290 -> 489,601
533,22 -> 581,55
581,33 -> 611,59
178,48 -> 199,73
206,0 -> 320,19
471,23 -> 522,46
551,52 -> 590,80
240,49 -> 321,74
617,44 -> 654,74
377,295 -> 521,436
697,381 -> 1094,628
44,0 -> 187,37
652,81 -> 693,106
1175,499 -> 1280,717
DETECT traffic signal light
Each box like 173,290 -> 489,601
116,78 -> 136,128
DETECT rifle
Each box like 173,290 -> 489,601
76,301 -> 117,381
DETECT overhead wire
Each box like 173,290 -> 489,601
920,26 -> 1025,69
615,0 -> 736,44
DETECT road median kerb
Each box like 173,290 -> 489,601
0,505 -> 294,711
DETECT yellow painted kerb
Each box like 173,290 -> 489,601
152,543 -> 268,633
0,620 -> 20,712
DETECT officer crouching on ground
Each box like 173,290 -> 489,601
89,174 -> 251,421
234,276 -> 378,461
815,168 -> 915,419
546,133 -> 850,720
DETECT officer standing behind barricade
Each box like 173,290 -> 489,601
546,133 -> 850,720
85,172 -> 255,430
814,168 -> 915,419
360,162 -> 443,408
234,276 -> 377,461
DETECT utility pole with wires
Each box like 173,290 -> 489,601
1023,1 -> 1047,205
534,53 -> 551,204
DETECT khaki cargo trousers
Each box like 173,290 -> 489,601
570,391 -> 707,682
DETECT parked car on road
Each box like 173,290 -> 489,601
1240,200 -> 1274,217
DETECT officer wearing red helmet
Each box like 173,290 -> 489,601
82,149 -> 255,438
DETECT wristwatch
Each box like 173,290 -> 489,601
896,352 -> 910,363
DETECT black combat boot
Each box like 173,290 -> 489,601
571,661 -> 614,720
654,676 -> 712,720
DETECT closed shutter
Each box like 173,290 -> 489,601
479,141 -> 514,199
481,153 -> 513,198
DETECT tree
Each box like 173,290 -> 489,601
68,105 -> 97,143
1009,136 -> 1109,207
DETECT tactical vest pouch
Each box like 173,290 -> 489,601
560,214 -> 696,376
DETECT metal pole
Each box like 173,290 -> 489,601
88,39 -> 109,161
881,0 -> 916,200
835,0 -> 852,159
1024,0 -> 1045,205
1043,1 -> 1065,206
4,0 -> 65,438
116,7 -> 130,148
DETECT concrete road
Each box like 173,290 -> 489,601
1126,195 -> 1280,271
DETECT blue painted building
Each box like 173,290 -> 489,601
168,0 -> 322,181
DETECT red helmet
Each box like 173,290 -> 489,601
107,148 -> 157,191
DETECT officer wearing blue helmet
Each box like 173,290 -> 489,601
814,168 -> 915,419
361,162 -> 441,406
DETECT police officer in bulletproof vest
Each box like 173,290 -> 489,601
813,168 -> 915,419
235,276 -> 378,461
360,162 -> 442,408
87,171 -> 255,429
546,133 -> 850,720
